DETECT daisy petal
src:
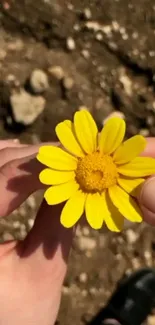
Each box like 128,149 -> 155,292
85,193 -> 104,229
37,145 -> 77,171
74,110 -> 98,154
117,157 -> 155,177
99,117 -> 125,154
108,185 -> 142,223
61,191 -> 86,228
101,192 -> 124,232
113,135 -> 146,165
44,180 -> 79,205
39,168 -> 75,185
117,176 -> 144,197
56,120 -> 84,157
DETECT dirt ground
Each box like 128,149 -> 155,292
1,0 -> 155,324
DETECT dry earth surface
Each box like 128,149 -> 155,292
1,0 -> 155,324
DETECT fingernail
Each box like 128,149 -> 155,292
140,177 -> 155,213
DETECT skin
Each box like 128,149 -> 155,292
0,138 -> 153,324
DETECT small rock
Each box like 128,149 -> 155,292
82,226 -> 90,236
19,206 -> 27,217
66,37 -> 76,51
10,89 -> 45,125
6,75 -> 20,88
48,66 -> 64,80
27,195 -> 36,209
119,74 -> 132,96
81,49 -> 90,59
147,115 -> 154,126
89,287 -> 97,296
77,236 -> 96,251
83,8 -> 92,20
28,219 -> 35,229
62,77 -> 74,90
132,257 -> 141,270
74,23 -> 80,32
76,225 -> 82,237
79,272 -> 88,283
126,229 -> 138,244
13,221 -> 21,229
112,21 -> 120,31
62,286 -> 70,294
19,229 -> 27,239
2,232 -> 14,241
139,128 -> 149,137
96,32 -> 103,41
30,69 -> 49,94
144,250 -> 152,266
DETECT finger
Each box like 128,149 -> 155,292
21,201 -> 74,285
142,137 -> 155,157
139,176 -> 155,226
0,145 -> 39,168
0,142 -> 58,217
0,154 -> 43,217
0,141 -> 59,169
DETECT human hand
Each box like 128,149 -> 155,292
0,139 -> 74,325
139,137 -> 155,225
0,138 -> 154,325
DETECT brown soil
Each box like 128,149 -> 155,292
1,0 -> 155,324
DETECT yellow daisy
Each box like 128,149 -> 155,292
37,109 -> 155,232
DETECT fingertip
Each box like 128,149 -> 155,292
139,176 -> 155,226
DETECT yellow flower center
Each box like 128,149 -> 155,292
76,151 -> 118,192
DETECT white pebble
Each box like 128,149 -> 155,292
27,195 -> 36,209
62,286 -> 70,294
112,21 -> 120,31
30,69 -> 49,94
96,32 -> 103,41
28,219 -> 35,228
79,272 -> 88,283
126,229 -> 138,244
13,221 -> 21,229
81,49 -> 90,59
77,237 -> 97,251
82,226 -> 90,236
66,37 -> 76,51
48,66 -> 64,80
122,34 -> 128,40
63,77 -> 74,90
83,8 -> 92,20
139,128 -> 149,137
89,287 -> 97,296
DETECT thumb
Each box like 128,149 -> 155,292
139,176 -> 155,226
